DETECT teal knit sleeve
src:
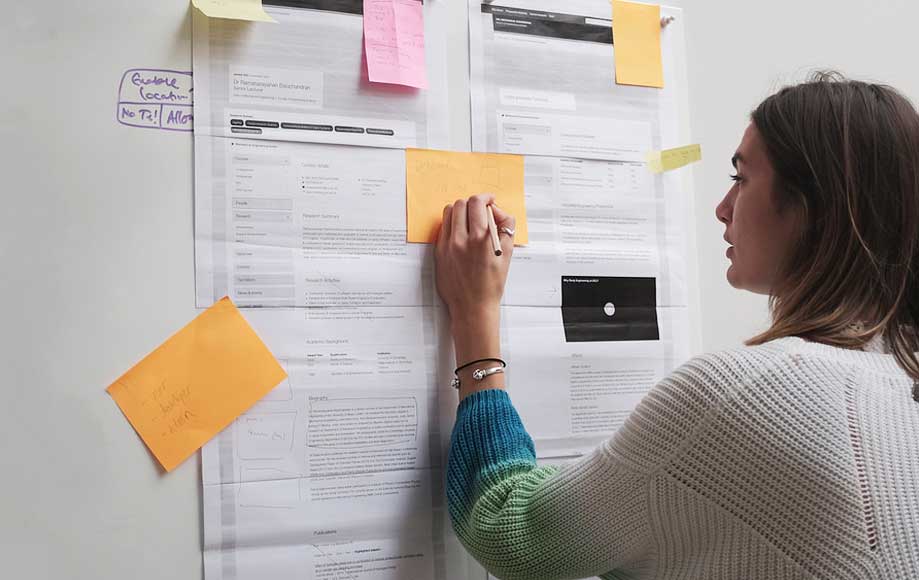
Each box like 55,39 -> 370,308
447,389 -> 653,580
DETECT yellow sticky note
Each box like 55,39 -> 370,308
107,297 -> 287,472
612,1 -> 664,88
406,149 -> 527,245
646,144 -> 702,173
192,0 -> 276,22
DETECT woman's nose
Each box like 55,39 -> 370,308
715,190 -> 733,224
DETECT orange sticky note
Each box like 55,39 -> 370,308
107,297 -> 287,472
405,148 -> 527,245
612,1 -> 664,88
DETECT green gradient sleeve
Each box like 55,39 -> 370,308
447,389 -> 651,580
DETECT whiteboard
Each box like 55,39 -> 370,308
5,1 -> 919,579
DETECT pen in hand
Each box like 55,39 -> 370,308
486,204 -> 502,256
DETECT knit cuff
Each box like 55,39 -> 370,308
447,389 -> 537,522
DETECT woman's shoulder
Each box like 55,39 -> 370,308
601,337 -> 805,471
604,336 -> 912,473
683,335 -> 909,385
675,335 -> 805,389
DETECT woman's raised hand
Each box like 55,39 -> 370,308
434,194 -> 516,323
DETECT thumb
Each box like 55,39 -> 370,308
490,203 -> 515,228
490,203 -> 517,254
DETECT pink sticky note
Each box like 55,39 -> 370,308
363,0 -> 428,89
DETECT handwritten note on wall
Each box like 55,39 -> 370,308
117,69 -> 193,132
405,149 -> 527,244
107,297 -> 287,472
363,0 -> 428,89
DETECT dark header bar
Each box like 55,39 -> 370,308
266,0 -> 420,16
266,0 -> 363,15
482,4 -> 613,45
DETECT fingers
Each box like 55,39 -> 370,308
437,204 -> 452,247
451,198 -> 468,243
442,194 -> 504,248
466,194 -> 495,238
490,202 -> 513,229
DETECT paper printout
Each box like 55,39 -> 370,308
363,0 -> 429,88
467,0 -> 694,452
193,0 -> 452,307
501,155 -> 689,309
197,2 -> 695,578
503,303 -> 690,457
469,0 -> 677,160
405,148 -> 527,244
647,143 -> 701,173
611,0 -> 664,88
107,297 -> 287,471
201,307 -> 449,580
192,0 -> 449,149
194,140 -> 433,308
194,140 -> 687,309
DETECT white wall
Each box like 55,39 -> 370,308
2,1 -> 919,579
677,0 -> 919,350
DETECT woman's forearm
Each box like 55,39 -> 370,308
451,306 -> 505,399
433,195 -> 516,399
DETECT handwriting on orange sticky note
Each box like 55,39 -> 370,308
612,0 -> 664,89
405,148 -> 527,244
107,297 -> 286,472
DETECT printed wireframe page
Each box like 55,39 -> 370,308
193,0 -> 452,307
193,0 -> 450,149
469,0 -> 682,161
198,3 -> 698,579
501,303 -> 691,458
201,307 -> 456,580
501,155 -> 690,309
194,139 -> 435,307
467,0 -> 695,458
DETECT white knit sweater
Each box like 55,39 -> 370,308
448,336 -> 919,580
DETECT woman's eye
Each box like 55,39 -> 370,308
729,173 -> 743,183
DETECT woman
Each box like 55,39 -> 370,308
435,73 -> 919,580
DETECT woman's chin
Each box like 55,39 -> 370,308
725,264 -> 742,289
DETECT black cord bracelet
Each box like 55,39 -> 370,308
454,357 -> 506,375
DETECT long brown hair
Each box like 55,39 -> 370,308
747,72 -> 919,385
